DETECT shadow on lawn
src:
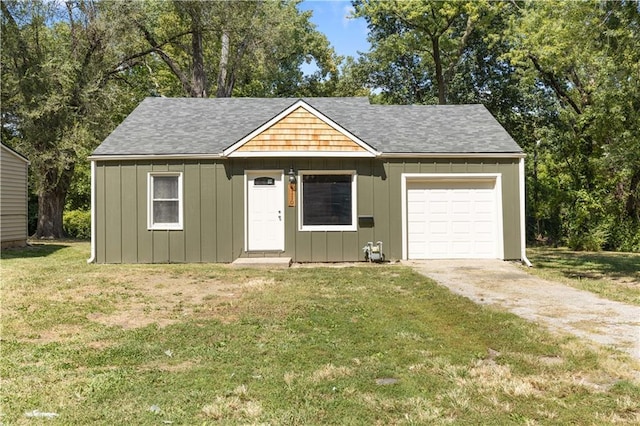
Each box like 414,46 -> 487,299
531,248 -> 640,280
0,242 -> 70,259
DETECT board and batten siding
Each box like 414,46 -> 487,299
1,144 -> 29,248
94,157 -> 521,263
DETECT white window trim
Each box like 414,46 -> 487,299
298,170 -> 357,232
400,173 -> 504,260
147,172 -> 184,231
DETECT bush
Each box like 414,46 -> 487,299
564,189 -> 608,251
63,210 -> 91,239
607,220 -> 640,252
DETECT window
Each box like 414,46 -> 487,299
299,171 -> 357,231
148,172 -> 183,230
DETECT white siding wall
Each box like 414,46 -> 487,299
1,145 -> 29,247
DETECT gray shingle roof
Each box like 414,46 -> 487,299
92,97 -> 522,156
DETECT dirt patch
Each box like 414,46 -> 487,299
79,273 -> 276,330
23,324 -> 87,344
407,260 -> 640,361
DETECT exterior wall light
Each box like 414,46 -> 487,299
287,167 -> 297,207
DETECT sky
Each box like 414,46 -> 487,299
298,0 -> 370,70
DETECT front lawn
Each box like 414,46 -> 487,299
2,242 -> 639,424
524,247 -> 640,306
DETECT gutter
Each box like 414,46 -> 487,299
87,160 -> 96,264
519,157 -> 533,267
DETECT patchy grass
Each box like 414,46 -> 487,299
2,242 -> 639,424
524,247 -> 640,306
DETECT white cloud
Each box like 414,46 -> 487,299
343,5 -> 355,28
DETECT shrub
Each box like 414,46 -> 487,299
564,189 -> 607,251
63,209 -> 91,240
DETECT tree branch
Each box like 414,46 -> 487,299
135,20 -> 193,96
528,54 -> 582,115
443,13 -> 474,86
111,29 -> 192,74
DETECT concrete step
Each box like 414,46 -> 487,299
231,257 -> 292,268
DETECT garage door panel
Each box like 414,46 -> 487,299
430,235 -> 449,243
474,201 -> 494,212
451,241 -> 472,253
429,216 -> 449,225
452,203 -> 471,213
430,201 -> 448,214
475,241 -> 494,251
451,222 -> 471,234
407,179 -> 500,259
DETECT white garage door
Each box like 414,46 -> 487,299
407,179 -> 500,259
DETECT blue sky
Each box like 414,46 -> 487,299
298,0 -> 370,60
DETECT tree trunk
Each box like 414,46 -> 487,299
32,167 -> 73,239
190,8 -> 207,97
431,36 -> 446,105
216,30 -> 232,97
626,169 -> 640,222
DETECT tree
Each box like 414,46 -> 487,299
507,0 -> 640,250
298,56 -> 370,98
353,0 -> 501,104
121,0 -> 338,98
1,0 -> 140,238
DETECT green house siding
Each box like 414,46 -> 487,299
94,157 -> 522,263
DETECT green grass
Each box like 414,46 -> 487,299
524,247 -> 640,306
2,242 -> 639,424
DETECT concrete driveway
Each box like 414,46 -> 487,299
406,259 -> 640,360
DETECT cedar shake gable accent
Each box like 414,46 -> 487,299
237,107 -> 366,153
223,100 -> 378,158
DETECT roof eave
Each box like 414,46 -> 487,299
87,153 -> 224,161
89,152 -> 525,161
380,152 -> 526,159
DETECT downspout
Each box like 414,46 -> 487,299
87,160 -> 96,263
519,157 -> 532,267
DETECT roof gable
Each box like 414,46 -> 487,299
223,100 -> 378,158
1,143 -> 29,164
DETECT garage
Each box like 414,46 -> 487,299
405,176 -> 503,259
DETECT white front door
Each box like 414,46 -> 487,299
246,171 -> 284,251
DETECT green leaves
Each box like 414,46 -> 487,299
354,0 -> 502,104
507,1 -> 640,250
1,0 -> 144,236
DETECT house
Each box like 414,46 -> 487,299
1,143 -> 30,249
88,97 -> 529,264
